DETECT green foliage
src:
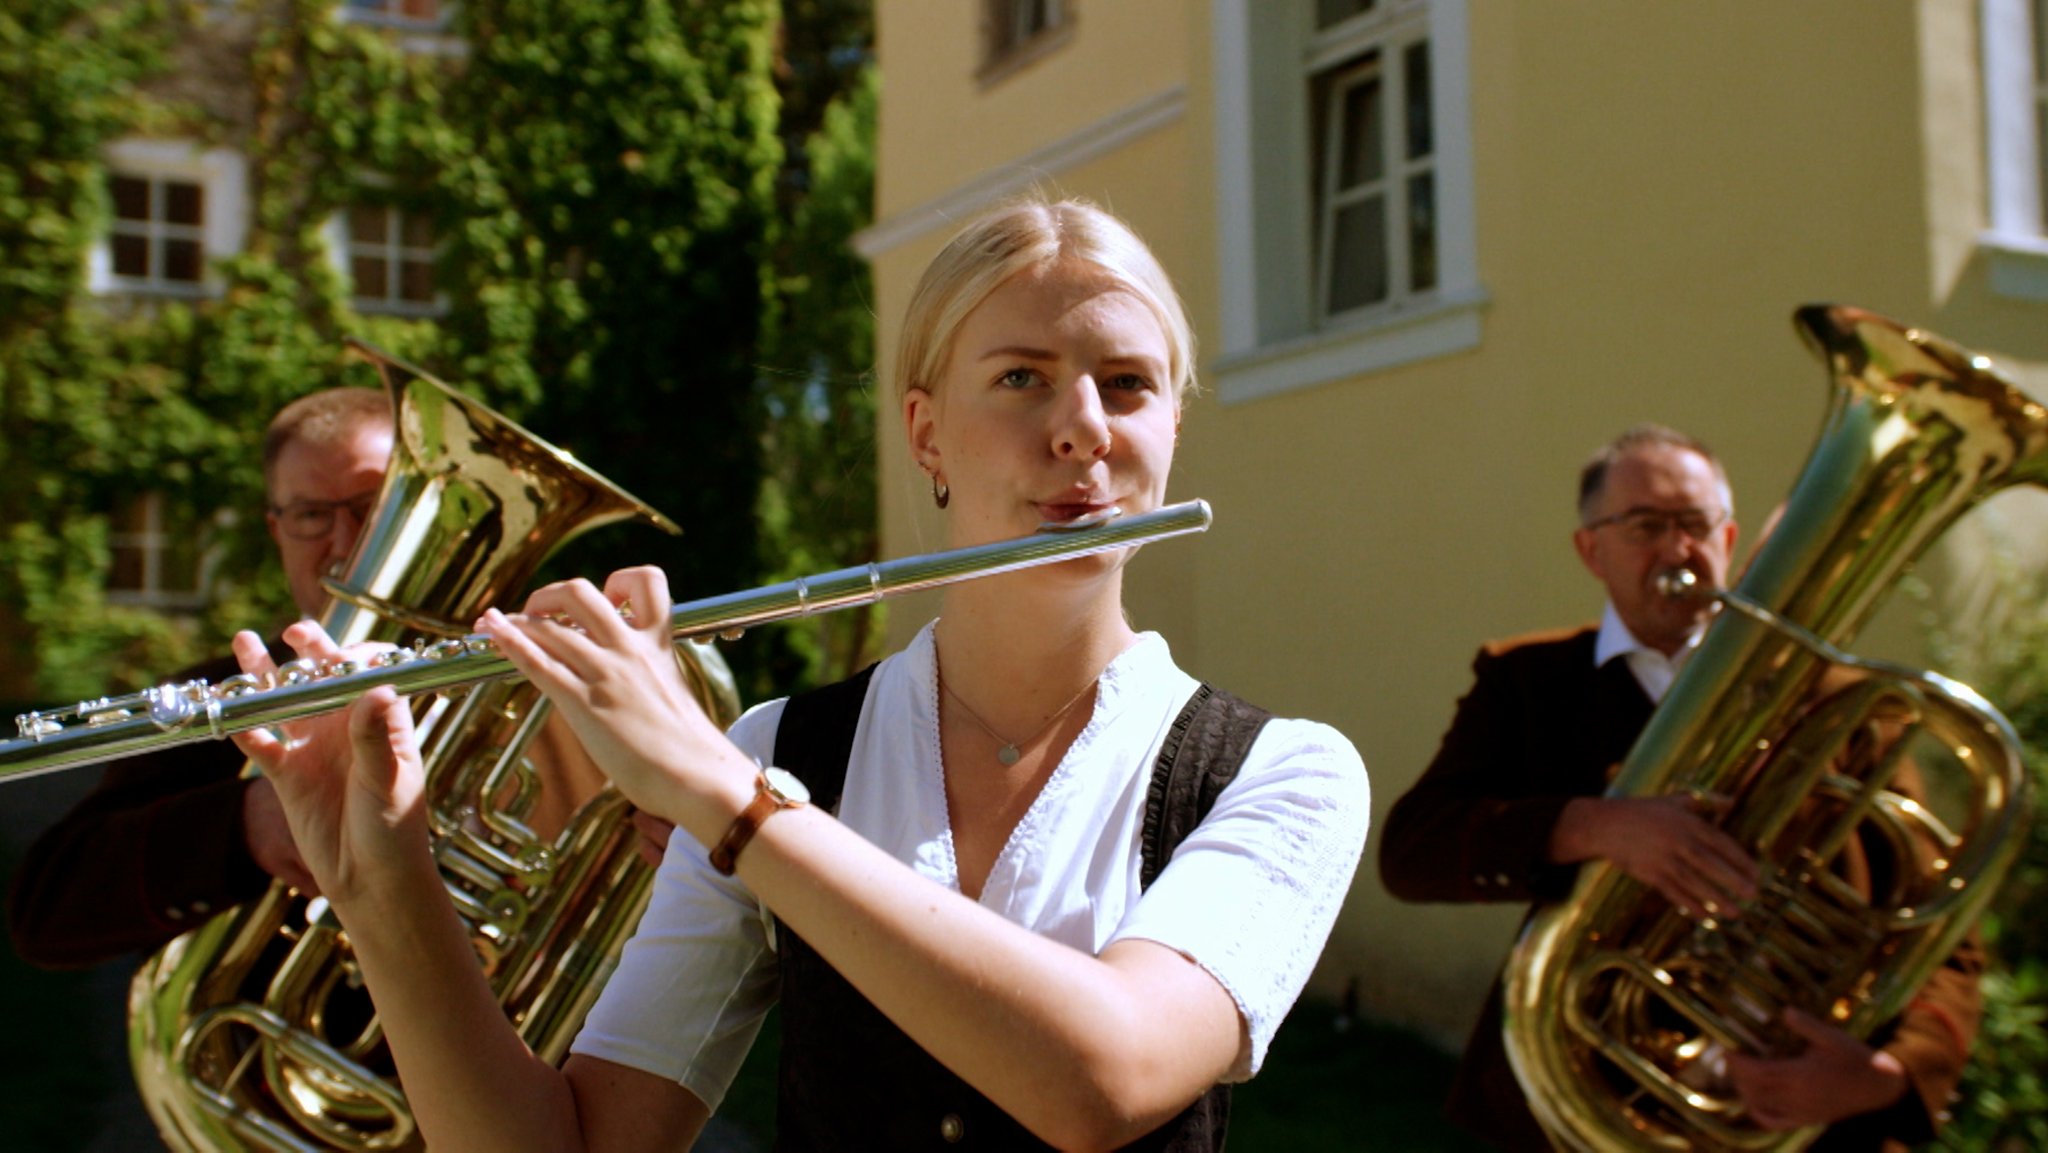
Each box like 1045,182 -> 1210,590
752,63 -> 879,693
1931,553 -> 2048,1150
435,0 -> 785,627
0,0 -> 879,705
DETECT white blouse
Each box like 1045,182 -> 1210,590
571,622 -> 1370,1112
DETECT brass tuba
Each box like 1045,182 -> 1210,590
126,341 -> 740,1152
1503,305 -> 2048,1151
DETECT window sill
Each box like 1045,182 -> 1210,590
353,298 -> 450,319
1212,289 -> 1487,405
93,280 -> 221,302
1978,231 -> 2048,301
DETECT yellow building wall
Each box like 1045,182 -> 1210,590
866,0 -> 2048,1045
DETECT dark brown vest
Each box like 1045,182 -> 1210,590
769,670 -> 1268,1152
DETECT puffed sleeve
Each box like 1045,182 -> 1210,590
1107,716 -> 1369,1079
568,698 -> 789,1111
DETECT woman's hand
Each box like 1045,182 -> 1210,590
228,624 -> 432,908
476,567 -> 755,835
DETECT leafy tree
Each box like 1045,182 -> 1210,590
437,0 -> 784,618
1931,554 -> 2048,1151
0,0 -> 881,707
754,63 -> 879,691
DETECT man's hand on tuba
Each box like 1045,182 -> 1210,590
1549,792 -> 1759,920
1725,1008 -> 1909,1130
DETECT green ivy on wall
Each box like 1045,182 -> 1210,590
0,0 -> 878,705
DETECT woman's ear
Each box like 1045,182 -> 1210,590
904,386 -> 940,472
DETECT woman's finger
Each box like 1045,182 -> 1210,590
231,723 -> 288,771
348,686 -> 416,796
231,630 -> 277,678
478,608 -> 588,694
601,566 -> 674,638
281,618 -> 347,663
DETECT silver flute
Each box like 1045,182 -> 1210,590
0,499 -> 1212,782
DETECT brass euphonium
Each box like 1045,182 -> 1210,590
126,342 -> 741,1152
1503,305 -> 2048,1152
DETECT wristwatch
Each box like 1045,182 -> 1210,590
709,767 -> 810,875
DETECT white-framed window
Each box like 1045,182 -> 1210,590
981,0 -> 1072,81
1212,0 -> 1481,403
1982,0 -> 2048,298
340,203 -> 443,316
337,0 -> 466,55
90,140 -> 247,299
106,494 -> 214,610
1310,20 -> 1436,319
341,0 -> 446,27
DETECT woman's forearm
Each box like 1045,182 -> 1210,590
330,866 -> 586,1153
733,806 -> 1240,1151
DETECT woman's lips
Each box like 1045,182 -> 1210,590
1037,500 -> 1113,523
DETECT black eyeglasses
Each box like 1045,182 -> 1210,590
269,490 -> 378,541
1583,507 -> 1726,546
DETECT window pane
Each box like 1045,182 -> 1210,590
1408,172 -> 1438,292
163,238 -> 203,282
2036,0 -> 2047,82
1025,0 -> 1054,35
1328,197 -> 1389,313
111,497 -> 152,533
353,255 -> 391,297
399,257 -> 435,302
109,545 -> 145,591
1404,41 -> 1433,160
401,210 -> 435,248
2038,109 -> 2048,233
111,176 -> 150,221
113,233 -> 150,277
1317,0 -> 1376,28
1338,74 -> 1384,189
161,535 -> 203,592
165,180 -> 203,226
350,205 -> 389,245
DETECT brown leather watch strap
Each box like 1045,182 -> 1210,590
709,771 -> 805,875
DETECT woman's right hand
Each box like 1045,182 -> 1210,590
476,567 -> 758,841
228,623 -> 434,908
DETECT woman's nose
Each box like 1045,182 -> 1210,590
1053,379 -> 1112,460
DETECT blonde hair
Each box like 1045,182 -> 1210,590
896,197 -> 1197,404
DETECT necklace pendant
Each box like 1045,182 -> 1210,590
998,744 -> 1022,766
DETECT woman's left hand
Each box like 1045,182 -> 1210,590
228,624 -> 432,908
477,567 -> 755,831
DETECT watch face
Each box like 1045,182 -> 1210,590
762,766 -> 811,805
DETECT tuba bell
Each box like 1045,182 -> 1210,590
126,341 -> 740,1152
1502,305 -> 2048,1151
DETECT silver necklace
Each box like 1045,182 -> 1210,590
940,674 -> 1099,766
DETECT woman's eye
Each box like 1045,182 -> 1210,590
997,368 -> 1038,389
1109,373 -> 1152,392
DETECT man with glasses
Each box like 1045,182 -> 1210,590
9,388 -> 394,965
1379,424 -> 1979,1151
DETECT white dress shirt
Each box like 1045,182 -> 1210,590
1592,601 -> 1706,704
